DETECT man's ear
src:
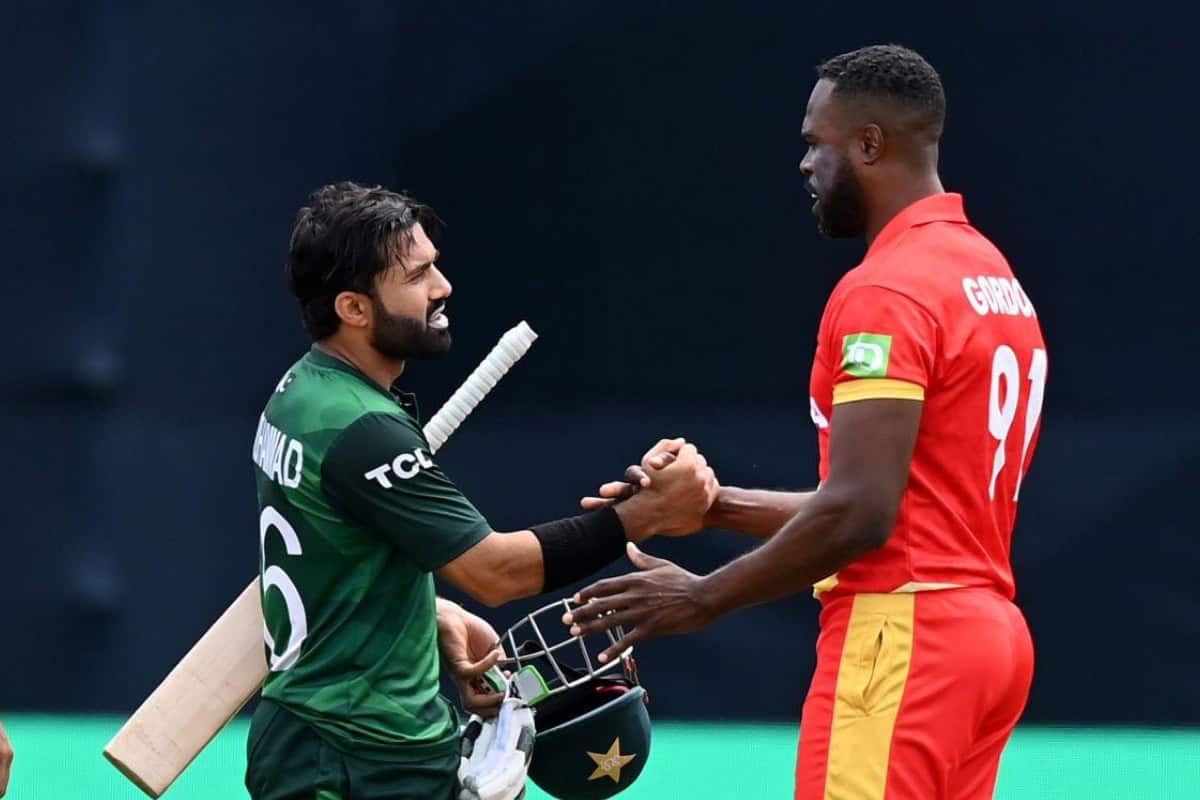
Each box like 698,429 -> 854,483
333,291 -> 372,329
859,123 -> 885,165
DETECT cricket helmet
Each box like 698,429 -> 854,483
497,597 -> 651,800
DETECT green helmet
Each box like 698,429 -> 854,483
497,598 -> 652,800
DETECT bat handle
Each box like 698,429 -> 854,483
423,321 -> 537,454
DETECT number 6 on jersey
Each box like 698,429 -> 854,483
259,506 -> 307,671
988,345 -> 1047,502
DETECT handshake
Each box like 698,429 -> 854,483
580,438 -> 720,541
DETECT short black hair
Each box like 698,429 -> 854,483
285,182 -> 440,340
817,44 -> 945,135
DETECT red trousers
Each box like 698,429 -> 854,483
795,589 -> 1034,800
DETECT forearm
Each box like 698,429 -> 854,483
611,490 -> 666,543
703,486 -> 817,540
699,489 -> 884,617
438,530 -> 545,607
484,506 -> 634,605
484,531 -> 550,604
435,595 -> 473,623
445,483 -> 705,608
446,501 -> 649,607
434,596 -> 469,642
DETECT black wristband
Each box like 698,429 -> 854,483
530,506 -> 628,593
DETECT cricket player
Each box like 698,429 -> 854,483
247,182 -> 717,800
568,45 -> 1045,799
0,718 -> 11,797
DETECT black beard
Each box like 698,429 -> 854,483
816,160 -> 868,239
370,297 -> 451,361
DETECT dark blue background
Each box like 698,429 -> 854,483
3,1 -> 1196,723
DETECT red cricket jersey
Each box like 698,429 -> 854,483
809,193 -> 1047,601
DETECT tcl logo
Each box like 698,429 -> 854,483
364,448 -> 434,487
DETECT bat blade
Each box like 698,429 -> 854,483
103,580 -> 265,797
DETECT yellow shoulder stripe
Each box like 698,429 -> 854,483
833,378 -> 924,404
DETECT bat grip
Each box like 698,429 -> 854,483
423,322 -> 537,453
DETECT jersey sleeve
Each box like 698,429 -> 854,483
320,411 -> 491,571
824,284 -> 938,405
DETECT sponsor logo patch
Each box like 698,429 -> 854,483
841,333 -> 892,378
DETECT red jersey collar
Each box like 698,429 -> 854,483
866,192 -> 967,257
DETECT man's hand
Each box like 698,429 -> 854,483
0,718 -> 12,798
436,600 -> 505,717
580,465 -> 657,510
612,439 -> 719,539
561,542 -> 715,663
580,441 -> 677,510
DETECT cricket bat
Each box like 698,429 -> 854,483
104,322 -> 538,798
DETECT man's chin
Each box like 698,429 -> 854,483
371,332 -> 452,361
815,216 -> 841,240
411,331 -> 452,359
814,214 -> 861,240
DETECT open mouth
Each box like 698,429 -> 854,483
427,302 -> 449,331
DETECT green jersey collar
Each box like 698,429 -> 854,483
304,346 -> 422,421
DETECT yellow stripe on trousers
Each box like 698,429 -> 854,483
824,594 -> 915,800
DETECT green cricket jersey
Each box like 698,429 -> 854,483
250,346 -> 490,762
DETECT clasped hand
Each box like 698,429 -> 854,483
584,438 -> 717,537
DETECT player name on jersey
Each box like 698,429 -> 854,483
962,275 -> 1035,318
252,414 -> 304,489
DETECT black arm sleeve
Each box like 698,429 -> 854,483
531,506 -> 627,592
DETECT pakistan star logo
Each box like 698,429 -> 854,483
587,737 -> 637,783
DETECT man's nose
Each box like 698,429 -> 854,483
429,265 -> 452,298
799,153 -> 814,178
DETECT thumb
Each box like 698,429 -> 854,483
645,451 -> 678,471
452,647 -> 502,679
580,496 -> 614,510
627,541 -> 670,570
601,480 -> 637,498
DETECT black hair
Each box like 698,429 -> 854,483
817,44 -> 945,136
284,181 -> 440,340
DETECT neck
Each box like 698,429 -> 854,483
315,335 -> 406,392
864,169 -> 944,247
